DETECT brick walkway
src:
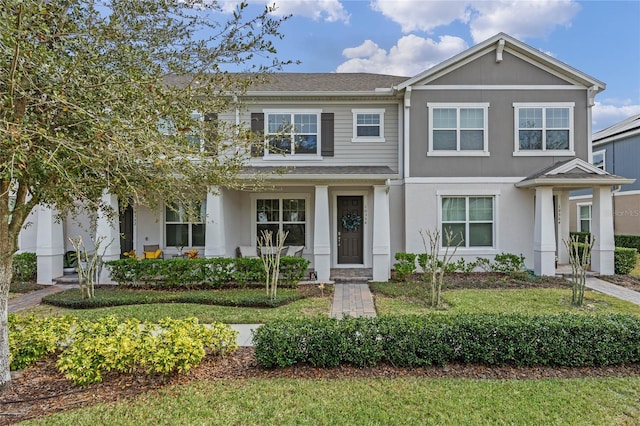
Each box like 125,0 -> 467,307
585,277 -> 640,305
330,283 -> 376,318
8,285 -> 74,313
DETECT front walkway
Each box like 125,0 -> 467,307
585,277 -> 640,305
330,283 -> 376,318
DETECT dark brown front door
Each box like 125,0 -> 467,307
337,196 -> 363,264
119,205 -> 134,256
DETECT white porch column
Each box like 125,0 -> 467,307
372,184 -> 391,282
556,191 -> 570,264
313,185 -> 331,281
204,187 -> 226,258
533,187 -> 556,276
592,186 -> 615,275
35,205 -> 64,285
95,190 -> 121,284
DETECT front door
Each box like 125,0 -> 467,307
337,196 -> 363,264
119,205 -> 134,256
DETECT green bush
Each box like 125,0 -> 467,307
56,315 -> 238,386
106,256 -> 309,289
11,252 -> 37,283
8,314 -> 77,370
615,247 -> 638,275
491,253 -> 526,275
393,253 -> 417,281
615,235 -> 640,253
570,232 -> 593,244
42,287 -> 302,309
253,314 -> 640,368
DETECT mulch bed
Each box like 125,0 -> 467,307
598,274 -> 640,291
2,348 -> 640,425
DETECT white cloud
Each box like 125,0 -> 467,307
468,0 -> 580,43
267,0 -> 350,23
371,0 -> 470,33
370,0 -> 580,43
336,35 -> 468,76
592,102 -> 640,132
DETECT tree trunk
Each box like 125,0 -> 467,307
0,256 -> 13,388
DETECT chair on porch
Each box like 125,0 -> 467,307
237,246 -> 259,258
142,244 -> 164,259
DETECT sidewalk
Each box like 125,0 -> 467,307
585,277 -> 640,305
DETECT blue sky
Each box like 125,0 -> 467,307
218,0 -> 640,132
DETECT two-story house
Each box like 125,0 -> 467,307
21,33 -> 633,284
570,114 -> 640,236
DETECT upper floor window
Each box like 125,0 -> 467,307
592,149 -> 605,170
513,103 -> 574,156
427,103 -> 489,156
264,110 -> 320,157
352,109 -> 385,142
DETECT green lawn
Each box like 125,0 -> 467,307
22,377 -> 640,425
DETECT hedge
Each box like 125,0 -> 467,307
615,235 -> 640,253
106,256 -> 309,289
252,314 -> 640,368
11,252 -> 37,283
615,247 -> 638,275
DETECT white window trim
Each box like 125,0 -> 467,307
427,102 -> 490,157
577,202 -> 592,233
251,193 -> 310,247
512,102 -> 575,156
592,149 -> 606,171
436,190 -> 500,254
351,108 -> 385,143
263,109 -> 322,159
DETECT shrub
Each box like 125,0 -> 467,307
8,314 -> 77,370
106,256 -> 309,289
11,252 -> 37,283
393,253 -> 416,281
570,232 -> 593,244
253,314 -> 640,369
615,235 -> 640,253
491,253 -> 526,275
615,247 -> 638,275
56,315 -> 238,386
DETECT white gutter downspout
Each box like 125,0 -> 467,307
587,85 -> 598,164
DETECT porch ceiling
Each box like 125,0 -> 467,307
239,166 -> 398,181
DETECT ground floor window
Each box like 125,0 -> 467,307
441,196 -> 494,248
256,198 -> 306,245
165,201 -> 206,247
578,204 -> 592,233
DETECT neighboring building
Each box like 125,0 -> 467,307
19,33 -> 634,284
569,114 -> 640,236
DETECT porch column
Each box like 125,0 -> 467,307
556,191 -> 570,264
35,205 -> 64,284
204,187 -> 226,258
533,187 -> 556,276
313,185 -> 331,281
372,184 -> 390,281
95,190 -> 121,284
592,186 -> 615,275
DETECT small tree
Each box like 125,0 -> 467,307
419,228 -> 461,308
258,230 -> 288,301
68,235 -> 111,300
564,234 -> 594,306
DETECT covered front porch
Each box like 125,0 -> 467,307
516,158 -> 635,276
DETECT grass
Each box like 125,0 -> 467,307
22,297 -> 331,324
371,281 -> 640,316
22,377 -> 640,425
631,254 -> 640,278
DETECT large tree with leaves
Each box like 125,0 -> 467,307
0,0 -> 289,386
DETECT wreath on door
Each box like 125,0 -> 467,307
341,212 -> 362,231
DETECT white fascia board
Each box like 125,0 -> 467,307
515,177 -> 636,188
405,177 -> 525,184
593,128 -> 640,146
244,90 -> 398,97
238,173 -> 398,181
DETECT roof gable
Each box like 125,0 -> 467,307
396,33 -> 605,91
593,114 -> 640,144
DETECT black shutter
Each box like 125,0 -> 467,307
204,112 -> 218,154
321,113 -> 334,157
251,112 -> 264,157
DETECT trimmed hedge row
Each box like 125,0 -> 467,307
106,256 -> 309,289
615,235 -> 640,253
573,243 -> 638,275
253,314 -> 640,368
11,252 -> 37,283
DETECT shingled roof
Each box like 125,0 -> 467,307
163,73 -> 408,93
